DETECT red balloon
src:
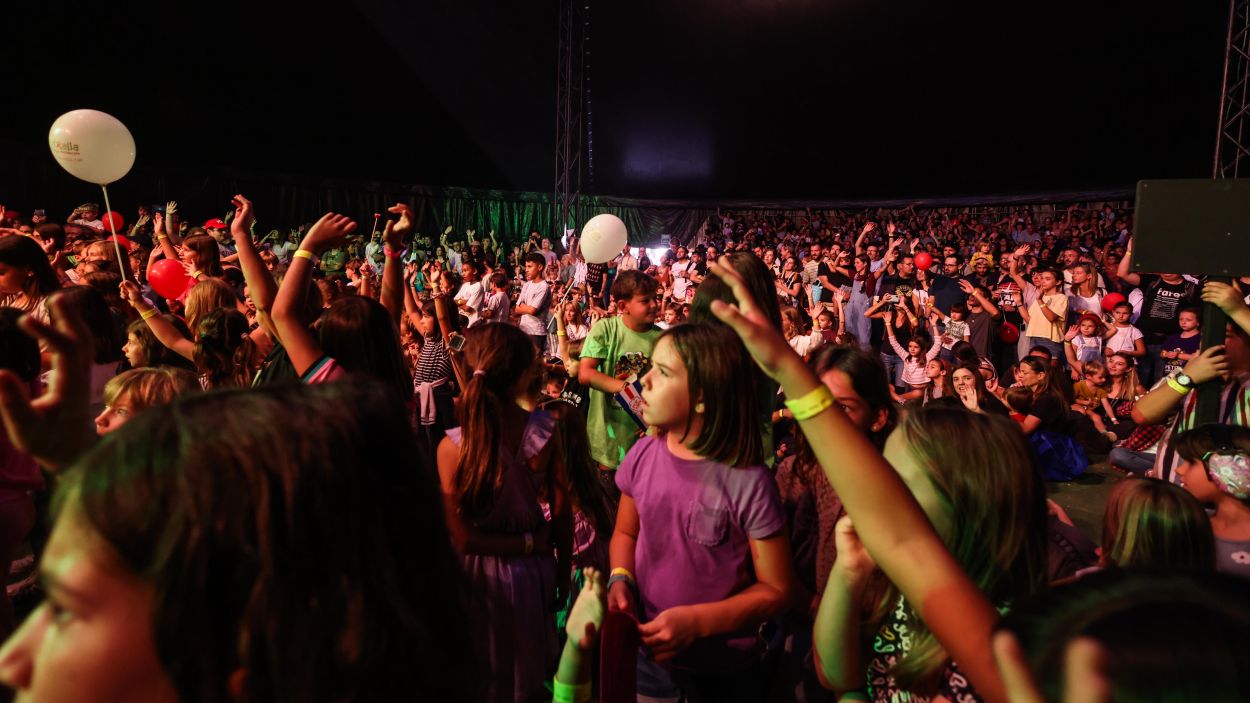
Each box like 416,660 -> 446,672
100,210 -> 125,233
105,234 -> 132,251
148,258 -> 191,299
1100,292 -> 1126,313
914,251 -> 933,271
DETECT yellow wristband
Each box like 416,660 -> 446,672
557,331 -> 567,337
140,308 -> 157,320
609,566 -> 635,584
784,384 -> 835,421
293,249 -> 317,263
1166,377 -> 1192,395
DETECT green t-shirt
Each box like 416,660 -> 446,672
321,248 -> 347,274
581,316 -> 662,468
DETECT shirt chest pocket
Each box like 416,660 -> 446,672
685,501 -> 730,547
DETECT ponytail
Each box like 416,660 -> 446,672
452,324 -> 537,517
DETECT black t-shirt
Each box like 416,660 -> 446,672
585,262 -> 606,290
817,263 -> 851,302
966,309 -> 999,359
1029,392 -> 1069,432
925,275 -> 966,315
1136,275 -> 1199,344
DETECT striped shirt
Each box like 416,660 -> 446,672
1153,374 -> 1250,482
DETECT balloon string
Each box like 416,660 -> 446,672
370,214 -> 380,241
100,184 -> 129,282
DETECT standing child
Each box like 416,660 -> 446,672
579,270 -> 663,499
481,272 -> 512,324
883,307 -> 942,402
935,301 -> 970,361
1064,311 -> 1105,378
608,324 -> 793,701
1158,307 -> 1202,379
1102,301 -> 1146,360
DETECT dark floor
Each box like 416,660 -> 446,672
1046,457 -> 1124,543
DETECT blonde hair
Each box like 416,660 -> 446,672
184,279 -> 239,334
103,367 -> 199,413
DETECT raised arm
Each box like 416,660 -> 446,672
119,281 -> 195,361
152,211 -> 179,263
1117,238 -> 1141,288
229,195 -> 279,340
272,213 -> 357,375
708,257 -> 1006,703
380,203 -> 415,328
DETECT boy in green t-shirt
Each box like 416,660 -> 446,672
578,270 -> 662,498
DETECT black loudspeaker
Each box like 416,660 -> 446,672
1133,179 -> 1250,277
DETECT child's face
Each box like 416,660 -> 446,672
620,291 -> 658,327
925,360 -> 944,379
1113,306 -> 1131,324
950,310 -> 965,321
1174,458 -> 1221,503
94,394 -> 136,435
663,308 -> 678,325
816,313 -> 833,330
1086,370 -> 1107,386
1079,320 -> 1097,336
907,340 -> 922,357
122,333 -> 146,368
640,336 -> 690,431
1178,311 -> 1199,332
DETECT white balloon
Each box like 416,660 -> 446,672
48,109 -> 136,185
580,213 -> 628,264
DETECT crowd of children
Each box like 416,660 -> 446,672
0,198 -> 1246,702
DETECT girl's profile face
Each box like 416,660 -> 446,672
1086,370 -> 1107,386
94,394 -> 137,435
122,333 -> 147,368
639,336 -> 690,431
0,510 -> 179,703
925,360 -> 944,379
1175,458 -> 1221,503
1017,364 -> 1043,389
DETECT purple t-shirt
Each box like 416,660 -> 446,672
616,435 -> 785,672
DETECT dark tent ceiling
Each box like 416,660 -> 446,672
2,0 -> 1229,200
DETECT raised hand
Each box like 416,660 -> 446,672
302,213 -> 358,255
165,201 -> 178,216
383,203 -> 415,249
708,256 -> 802,381
1202,280 -> 1247,315
231,194 -> 255,239
565,567 -> 606,650
0,295 -> 96,470
118,280 -> 146,308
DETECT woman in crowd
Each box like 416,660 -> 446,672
0,234 -> 61,333
1017,357 -> 1088,481
94,367 -> 200,435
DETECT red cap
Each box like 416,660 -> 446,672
1078,311 -> 1104,328
203,218 -> 228,230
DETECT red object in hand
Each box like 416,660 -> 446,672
1100,292 -> 1126,313
914,251 -> 933,271
148,258 -> 192,299
100,210 -> 125,233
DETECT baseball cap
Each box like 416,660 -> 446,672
203,218 -> 228,230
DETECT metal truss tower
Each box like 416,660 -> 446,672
1214,0 -> 1250,178
554,0 -> 591,243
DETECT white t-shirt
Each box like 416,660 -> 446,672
517,280 -> 550,336
671,260 -> 693,299
1106,325 -> 1144,353
455,281 -> 485,326
486,289 -> 511,325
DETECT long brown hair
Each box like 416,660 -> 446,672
885,405 -> 1049,692
184,278 -> 239,335
1019,357 -> 1062,403
182,234 -> 224,277
658,323 -> 764,467
454,323 -> 538,517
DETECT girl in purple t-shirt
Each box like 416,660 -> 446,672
608,324 -> 793,700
